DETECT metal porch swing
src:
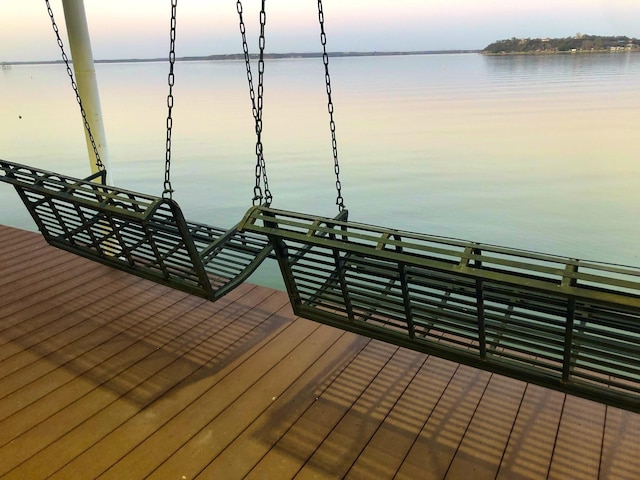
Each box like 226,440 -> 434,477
238,2 -> 640,412
0,1 -> 272,301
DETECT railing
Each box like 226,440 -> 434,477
240,206 -> 640,412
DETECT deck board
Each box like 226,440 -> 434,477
494,385 -> 565,480
394,365 -> 494,480
547,396 -> 606,479
0,275 -> 147,365
294,347 -> 428,479
344,355 -> 460,479
145,319 -> 343,479
0,266 -> 121,328
243,340 -> 402,479
97,294 -> 299,480
196,332 -> 371,479
47,285 -> 270,479
17,287 -> 280,479
600,407 -> 640,479
1,225 -> 639,479
444,374 -> 528,479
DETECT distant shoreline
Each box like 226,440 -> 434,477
482,35 -> 640,55
483,49 -> 640,56
3,50 -> 480,66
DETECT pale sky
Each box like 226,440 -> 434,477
2,0 -> 640,62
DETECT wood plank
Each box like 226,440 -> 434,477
45,288 -> 285,479
0,229 -> 49,266
600,407 -> 640,479
244,340 -> 400,479
0,274 -> 146,365
0,283 -> 181,428
2,225 -> 640,479
294,347 -> 427,479
0,243 -> 89,290
546,396 -> 606,479
0,290 -> 206,477
1,284 -> 258,474
145,322 -> 349,479
0,245 -> 66,280
196,331 -> 371,479
0,225 -> 36,245
444,375 -> 527,479
344,356 -> 460,479
0,255 -> 104,319
0,268 -> 137,340
393,365 -> 493,480
93,299 -> 314,480
495,385 -> 565,480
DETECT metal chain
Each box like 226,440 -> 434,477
237,0 -> 271,206
256,2 -> 272,206
163,0 -> 178,199
45,0 -> 104,171
317,0 -> 344,211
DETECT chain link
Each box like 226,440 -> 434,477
318,0 -> 344,211
162,0 -> 178,199
237,0 -> 271,206
45,0 -> 104,172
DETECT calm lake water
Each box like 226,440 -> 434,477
2,53 -> 640,288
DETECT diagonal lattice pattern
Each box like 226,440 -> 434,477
0,159 -> 272,301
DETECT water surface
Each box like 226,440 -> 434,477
1,52 -> 639,287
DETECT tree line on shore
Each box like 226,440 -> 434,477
483,35 -> 640,54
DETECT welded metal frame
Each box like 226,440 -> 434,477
240,205 -> 640,412
0,159 -> 272,301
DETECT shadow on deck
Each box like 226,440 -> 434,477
1,225 -> 639,479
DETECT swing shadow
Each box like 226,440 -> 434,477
250,336 -> 640,479
247,341 -> 503,477
2,267 -> 294,410
2,229 -> 640,479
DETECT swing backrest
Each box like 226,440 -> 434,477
0,159 -> 215,297
240,205 -> 640,412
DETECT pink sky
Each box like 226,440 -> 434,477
1,0 -> 640,62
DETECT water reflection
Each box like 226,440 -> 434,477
1,54 -> 639,278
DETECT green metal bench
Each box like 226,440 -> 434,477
240,205 -> 640,412
0,159 -> 272,301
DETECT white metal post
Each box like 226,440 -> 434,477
61,0 -> 111,181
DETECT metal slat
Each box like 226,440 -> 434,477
239,206 -> 640,412
0,159 -> 271,302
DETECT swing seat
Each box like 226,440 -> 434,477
0,159 -> 272,301
240,205 -> 640,412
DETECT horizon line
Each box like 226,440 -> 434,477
4,49 -> 482,66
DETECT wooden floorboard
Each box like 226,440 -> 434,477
394,365 -> 494,480
15,287 -> 281,479
444,374 -> 528,479
293,347 -> 429,479
196,332 -> 371,479
344,355 -> 460,479
244,340 -> 401,479
1,225 -> 639,479
546,396 -> 606,479
494,385 -> 565,480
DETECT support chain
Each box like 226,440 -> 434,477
318,0 -> 345,211
163,0 -> 178,199
45,0 -> 104,172
237,0 -> 271,206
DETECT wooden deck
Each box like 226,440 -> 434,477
1,224 -> 639,479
